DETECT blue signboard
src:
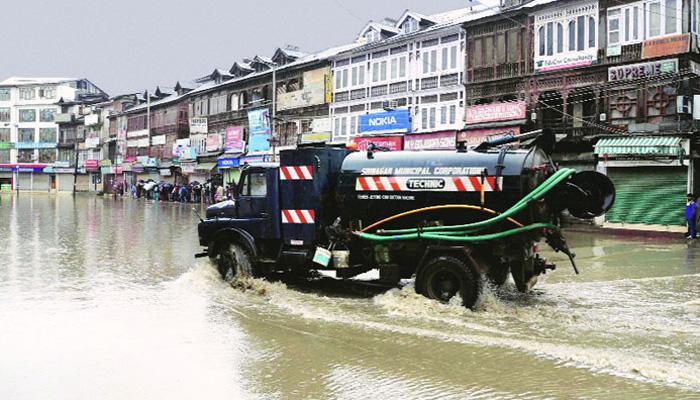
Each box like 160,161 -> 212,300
217,157 -> 240,169
359,109 -> 411,134
247,108 -> 271,153
14,142 -> 57,149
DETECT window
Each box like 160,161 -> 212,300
20,109 -> 36,122
242,172 -> 267,196
577,16 -> 585,50
17,150 -> 34,163
403,17 -> 418,34
649,2 -> 661,36
546,22 -> 554,55
342,69 -> 348,88
608,3 -> 644,46
0,107 -> 9,122
333,117 -> 340,137
608,9 -> 621,45
450,46 -> 457,69
588,16 -> 596,48
399,58 -> 406,78
365,29 -> 379,43
40,108 -> 55,122
538,26 -> 545,56
665,0 -> 677,34
0,89 -> 9,101
430,50 -> 437,73
335,71 -> 342,90
421,108 -> 428,129
568,21 -> 576,50
440,106 -> 447,124
429,107 -> 436,129
19,87 -> 35,100
352,67 -> 358,86
341,117 -> 347,136
230,93 -> 239,111
18,128 -> 34,142
507,30 -> 519,62
350,116 -> 357,135
373,63 -> 381,82
442,47 -> 449,69
380,61 -> 387,81
449,105 -> 457,124
0,150 -> 9,163
497,35 -> 506,63
391,59 -> 398,79
474,38 -> 483,66
39,86 -> 55,99
39,149 -> 55,163
359,65 -> 365,85
0,128 -> 9,142
40,128 -> 57,142
694,0 -> 700,33
484,37 -> 493,65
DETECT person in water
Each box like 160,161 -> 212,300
687,193 -> 697,239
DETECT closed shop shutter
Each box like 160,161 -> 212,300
187,174 -> 207,184
606,167 -> 687,226
57,174 -> 74,192
32,174 -> 49,192
75,174 -> 90,192
17,174 -> 32,191
137,173 -> 160,182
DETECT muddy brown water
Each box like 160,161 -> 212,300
1,194 -> 699,399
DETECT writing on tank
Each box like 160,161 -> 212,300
360,167 -> 487,176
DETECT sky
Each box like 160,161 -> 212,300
0,0 -> 473,95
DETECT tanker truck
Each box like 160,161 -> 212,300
196,130 -> 615,308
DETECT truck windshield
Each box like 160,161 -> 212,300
241,171 -> 267,197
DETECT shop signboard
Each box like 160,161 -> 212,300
54,160 -> 70,168
608,59 -> 678,82
606,44 -> 621,57
218,156 -> 241,169
99,159 -> 112,167
352,135 -> 403,151
247,108 -> 271,153
206,133 -> 222,152
181,161 -> 196,174
84,114 -> 99,126
132,163 -> 144,173
189,117 -> 208,134
642,34 -> 690,59
224,126 -> 245,153
151,135 -> 166,145
143,158 -> 158,168
465,101 -> 526,125
115,165 -> 123,174
54,167 -> 74,174
301,132 -> 331,143
404,131 -> 456,151
127,129 -> 148,138
100,166 -> 114,174
14,142 -> 57,149
359,110 -> 410,134
457,126 -> 521,147
84,160 -> 99,171
277,67 -> 331,111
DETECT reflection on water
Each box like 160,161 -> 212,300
1,194 -> 699,399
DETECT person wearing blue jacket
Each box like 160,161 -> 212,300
687,193 -> 697,239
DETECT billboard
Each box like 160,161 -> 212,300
465,101 -> 526,125
359,109 -> 411,134
224,126 -> 245,153
189,117 -> 208,134
277,67 -> 332,111
247,108 -> 271,153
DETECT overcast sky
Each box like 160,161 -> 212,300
0,0 -> 473,95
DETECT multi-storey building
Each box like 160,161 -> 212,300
0,77 -> 107,191
329,8 -> 473,150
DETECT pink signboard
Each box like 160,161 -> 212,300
465,101 -> 526,125
457,126 -> 521,147
404,131 -> 456,151
206,133 -> 221,152
352,136 -> 403,151
224,126 -> 245,153
84,159 -> 99,172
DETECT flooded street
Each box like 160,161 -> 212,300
1,194 -> 699,399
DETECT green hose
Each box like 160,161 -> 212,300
356,223 -> 558,242
374,168 -> 575,235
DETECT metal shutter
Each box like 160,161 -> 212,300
605,167 -> 687,226
31,174 -> 49,192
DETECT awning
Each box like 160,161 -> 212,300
194,162 -> 217,172
594,136 -> 683,156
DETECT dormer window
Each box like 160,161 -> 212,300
402,17 -> 418,34
365,28 -> 379,43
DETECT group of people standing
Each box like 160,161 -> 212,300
686,193 -> 700,239
112,179 -> 234,204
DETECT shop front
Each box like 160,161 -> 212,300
404,131 -> 456,151
84,160 -> 100,192
218,154 -> 242,186
595,136 -> 690,228
0,165 -> 13,191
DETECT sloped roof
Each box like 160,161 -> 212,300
0,76 -> 78,86
395,10 -> 435,27
358,21 -> 400,38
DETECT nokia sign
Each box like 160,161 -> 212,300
359,110 -> 410,133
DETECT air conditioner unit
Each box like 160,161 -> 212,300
676,96 -> 692,114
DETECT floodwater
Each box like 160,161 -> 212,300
1,194 -> 699,400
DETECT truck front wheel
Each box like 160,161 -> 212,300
415,256 -> 481,309
217,242 -> 254,282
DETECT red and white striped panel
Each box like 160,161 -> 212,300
355,176 -> 502,192
280,165 -> 313,180
281,209 -> 315,224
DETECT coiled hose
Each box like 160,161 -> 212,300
354,168 -> 576,242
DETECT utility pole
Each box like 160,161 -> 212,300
146,91 -> 151,157
271,64 -> 277,162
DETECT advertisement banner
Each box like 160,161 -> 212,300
404,131 -> 456,151
206,133 -> 222,152
642,34 -> 690,59
457,126 -> 521,147
224,126 -> 245,153
247,108 -> 271,153
352,136 -> 403,151
189,117 -> 208,134
465,101 -> 526,125
277,67 -> 331,111
359,110 -> 411,134
608,59 -> 678,82
84,160 -> 99,171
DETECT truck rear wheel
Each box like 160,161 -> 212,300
217,242 -> 254,282
415,255 -> 481,309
